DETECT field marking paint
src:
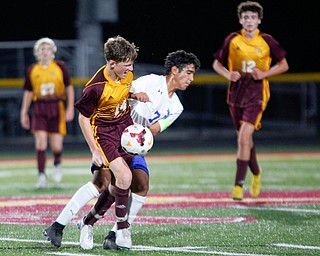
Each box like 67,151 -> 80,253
133,245 -> 278,256
0,237 -> 279,256
273,243 -> 320,250
46,252 -> 103,256
1,191 -> 319,226
232,206 -> 320,214
1,151 -> 320,167
0,216 -> 257,226
4,237 -> 320,255
46,253 -> 103,256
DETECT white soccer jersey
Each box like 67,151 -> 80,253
129,74 -> 183,131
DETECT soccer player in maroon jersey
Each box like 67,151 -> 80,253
213,1 -> 289,200
43,35 -> 146,250
20,37 -> 75,188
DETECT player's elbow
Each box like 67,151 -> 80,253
280,58 -> 289,73
212,59 -> 219,71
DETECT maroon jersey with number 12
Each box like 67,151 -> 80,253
214,29 -> 287,109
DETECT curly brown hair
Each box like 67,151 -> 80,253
104,35 -> 139,63
237,1 -> 263,19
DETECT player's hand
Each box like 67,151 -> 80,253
251,68 -> 265,80
229,71 -> 241,82
91,149 -> 106,168
130,92 -> 150,102
20,113 -> 30,130
65,107 -> 75,122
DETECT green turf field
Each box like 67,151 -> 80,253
0,149 -> 319,256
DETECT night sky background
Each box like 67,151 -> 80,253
1,0 -> 320,73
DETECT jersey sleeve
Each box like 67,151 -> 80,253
214,32 -> 238,65
261,34 -> 287,63
162,109 -> 183,131
129,105 -> 151,127
74,83 -> 104,117
23,65 -> 35,91
56,61 -> 72,86
159,95 -> 184,132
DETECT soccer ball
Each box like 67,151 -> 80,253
121,124 -> 154,156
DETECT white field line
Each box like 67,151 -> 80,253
2,237 -> 320,254
232,206 -> 320,214
0,237 -> 279,256
273,243 -> 320,250
133,245 -> 278,256
46,252 -> 103,256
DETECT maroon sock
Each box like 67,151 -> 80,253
235,159 -> 249,186
85,190 -> 115,226
36,150 -> 46,174
53,151 -> 62,166
114,186 -> 130,230
248,146 -> 260,175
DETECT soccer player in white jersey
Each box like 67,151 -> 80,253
77,50 -> 200,250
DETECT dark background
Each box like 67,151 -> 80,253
1,0 -> 319,73
1,0 -> 320,149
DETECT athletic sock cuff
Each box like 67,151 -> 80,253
87,182 -> 99,197
131,193 -> 146,203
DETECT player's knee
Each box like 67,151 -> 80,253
238,135 -> 251,148
115,171 -> 132,189
131,182 -> 149,195
92,179 -> 109,193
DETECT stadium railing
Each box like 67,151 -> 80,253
0,73 -> 319,140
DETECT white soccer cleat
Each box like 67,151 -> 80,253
53,164 -> 62,183
79,222 -> 94,250
37,173 -> 47,188
116,228 -> 132,250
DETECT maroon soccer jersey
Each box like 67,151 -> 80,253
74,66 -> 134,166
24,60 -> 71,101
214,29 -> 287,108
24,60 -> 71,135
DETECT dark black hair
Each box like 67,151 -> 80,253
164,50 -> 200,75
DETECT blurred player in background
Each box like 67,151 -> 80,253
20,37 -> 75,188
43,35 -> 144,250
77,50 -> 201,250
212,1 -> 289,200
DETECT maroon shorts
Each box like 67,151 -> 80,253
229,104 -> 264,131
31,100 -> 66,135
95,119 -> 134,168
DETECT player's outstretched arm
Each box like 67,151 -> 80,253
130,92 -> 150,102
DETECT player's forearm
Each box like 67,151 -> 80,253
149,122 -> 161,136
20,91 -> 33,114
267,58 -> 289,77
78,113 -> 100,153
66,85 -> 75,109
213,60 -> 230,80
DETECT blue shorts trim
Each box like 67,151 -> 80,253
131,156 -> 149,176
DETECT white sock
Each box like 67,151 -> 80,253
111,192 -> 146,232
56,182 -> 99,226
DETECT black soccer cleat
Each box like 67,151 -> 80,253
43,224 -> 63,248
103,231 -> 117,250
